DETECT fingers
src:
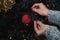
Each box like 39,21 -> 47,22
34,20 -> 42,31
32,3 -> 43,9
34,21 -> 38,31
37,20 -> 43,26
32,3 -> 40,11
34,20 -> 49,36
36,20 -> 49,30
31,3 -> 43,15
32,3 -> 40,8
34,21 -> 43,36
32,8 -> 38,12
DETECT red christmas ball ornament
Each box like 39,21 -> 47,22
22,14 -> 31,24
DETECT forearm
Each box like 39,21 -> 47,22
44,26 -> 60,40
48,10 -> 60,26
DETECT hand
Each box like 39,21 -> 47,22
32,3 -> 49,16
34,20 -> 49,36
